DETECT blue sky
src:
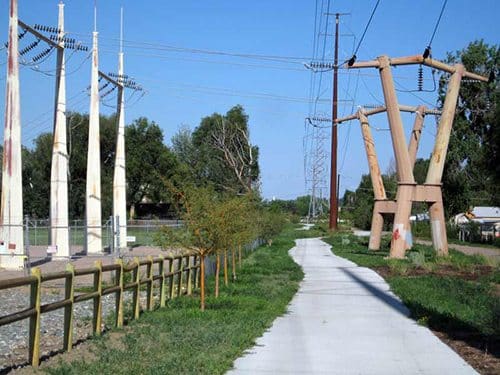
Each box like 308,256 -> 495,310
0,0 -> 498,200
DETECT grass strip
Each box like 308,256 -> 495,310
42,225 -> 321,374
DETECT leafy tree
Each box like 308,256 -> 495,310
64,112 -> 117,220
439,41 -> 499,216
258,209 -> 286,246
18,113 -> 182,222
343,172 -> 397,230
23,136 -> 51,218
125,117 -> 179,218
175,105 -> 260,194
170,125 -> 196,170
155,184 -> 220,310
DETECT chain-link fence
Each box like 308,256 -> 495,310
23,217 -> 182,259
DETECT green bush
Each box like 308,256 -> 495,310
259,210 -> 287,246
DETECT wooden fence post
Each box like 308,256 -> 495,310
169,258 -> 175,299
146,256 -> 154,310
186,255 -> 193,295
29,267 -> 41,367
177,257 -> 183,297
158,255 -> 166,307
63,264 -> 75,351
115,259 -> 124,328
93,260 -> 103,336
133,257 -> 140,319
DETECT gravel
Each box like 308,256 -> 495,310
0,286 -> 148,371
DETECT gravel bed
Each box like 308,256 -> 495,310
0,286 -> 148,371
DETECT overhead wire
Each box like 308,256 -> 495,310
66,31 -> 309,64
348,0 -> 381,66
423,0 -> 448,58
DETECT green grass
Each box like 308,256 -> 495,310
389,276 -> 500,337
323,232 -> 500,352
42,224 -> 321,374
26,226 -> 162,248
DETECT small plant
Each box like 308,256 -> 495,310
408,250 -> 426,268
417,316 -> 429,327
388,259 -> 409,276
341,235 -> 351,246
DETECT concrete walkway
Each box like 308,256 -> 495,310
228,237 -> 476,375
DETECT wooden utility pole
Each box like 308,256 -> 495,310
337,105 -> 440,251
329,13 -> 340,230
346,54 -> 487,258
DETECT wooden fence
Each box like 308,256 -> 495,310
0,254 -> 200,368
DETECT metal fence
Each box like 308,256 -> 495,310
21,217 -> 182,264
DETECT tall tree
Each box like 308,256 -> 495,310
20,113 -> 181,221
186,105 -> 260,194
125,117 -> 179,218
439,41 -> 499,216
23,135 -> 52,218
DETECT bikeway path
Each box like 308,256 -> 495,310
228,237 -> 476,375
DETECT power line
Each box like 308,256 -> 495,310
423,0 -> 448,58
348,0 -> 381,66
99,49 -> 305,72
66,31 -> 309,63
339,70 -> 360,172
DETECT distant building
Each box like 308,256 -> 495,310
452,206 -> 500,241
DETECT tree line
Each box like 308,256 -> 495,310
2,104 -> 259,220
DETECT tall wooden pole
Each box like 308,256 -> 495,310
425,65 -> 464,256
377,55 -> 415,258
358,111 -> 386,250
408,106 -> 426,168
50,1 -> 70,258
0,0 -> 24,269
329,13 -> 340,230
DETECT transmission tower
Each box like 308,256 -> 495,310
305,122 -> 328,221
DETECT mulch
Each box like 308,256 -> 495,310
433,331 -> 500,375
374,264 -> 496,280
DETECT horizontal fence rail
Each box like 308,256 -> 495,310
0,253 -> 200,368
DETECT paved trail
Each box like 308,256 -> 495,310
228,237 -> 476,375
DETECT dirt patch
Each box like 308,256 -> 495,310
373,264 -> 496,280
432,330 -> 500,375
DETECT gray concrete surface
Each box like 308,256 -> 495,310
228,237 -> 476,375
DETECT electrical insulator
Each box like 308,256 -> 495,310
423,46 -> 431,59
18,28 -> 28,40
348,55 -> 357,67
417,65 -> 424,91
